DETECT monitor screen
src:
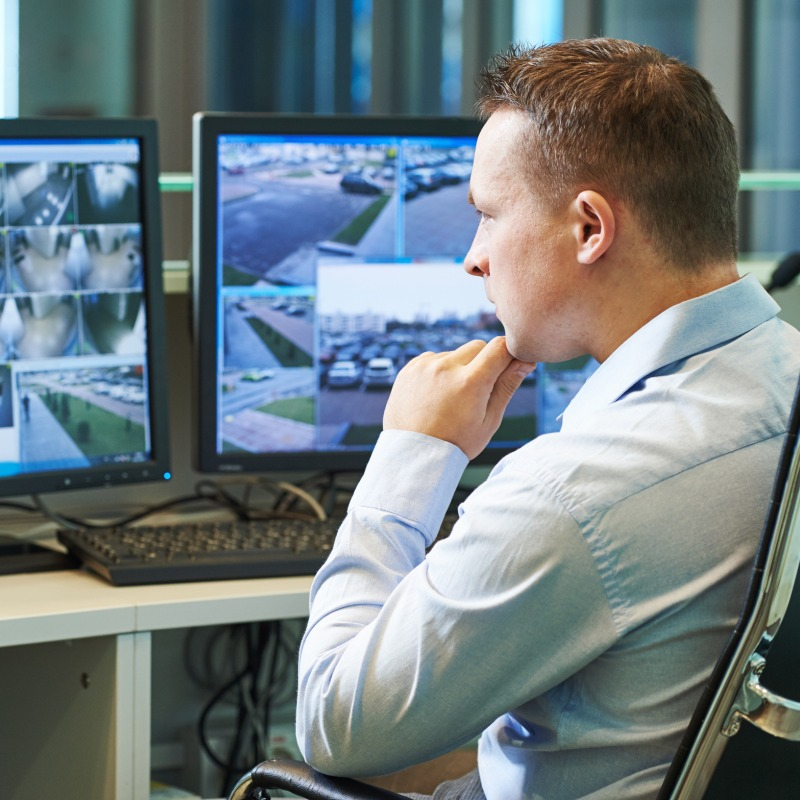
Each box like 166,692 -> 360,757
0,118 -> 170,497
192,113 -> 597,474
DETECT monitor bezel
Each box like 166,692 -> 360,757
0,116 -> 171,497
193,111 -> 499,475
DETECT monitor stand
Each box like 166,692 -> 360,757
0,534 -> 79,576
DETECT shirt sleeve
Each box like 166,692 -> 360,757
295,430 -> 618,777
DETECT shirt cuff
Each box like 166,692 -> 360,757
349,429 -> 469,546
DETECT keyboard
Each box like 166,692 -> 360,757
56,516 -> 342,586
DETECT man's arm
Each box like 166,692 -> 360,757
294,338 -> 614,775
295,437 -> 617,776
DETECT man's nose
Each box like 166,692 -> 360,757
464,228 -> 488,277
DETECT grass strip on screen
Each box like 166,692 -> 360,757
341,423 -> 382,446
222,440 -> 247,453
223,263 -> 260,286
341,415 -> 536,449
245,318 -> 313,367
50,393 -> 146,457
494,414 -> 536,442
257,396 -> 315,424
333,194 -> 391,245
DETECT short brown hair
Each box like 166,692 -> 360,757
477,38 -> 739,270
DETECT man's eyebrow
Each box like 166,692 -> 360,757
467,188 -> 475,206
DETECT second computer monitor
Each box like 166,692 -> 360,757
0,117 -> 171,497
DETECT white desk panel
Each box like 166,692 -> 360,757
132,574 -> 313,630
0,567 -> 313,648
0,568 -> 137,647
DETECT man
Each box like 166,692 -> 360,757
295,39 -> 800,799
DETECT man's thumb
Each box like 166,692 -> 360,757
485,361 -> 536,423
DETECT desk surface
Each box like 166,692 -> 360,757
0,566 -> 313,648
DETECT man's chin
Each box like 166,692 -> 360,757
505,336 -> 537,364
505,335 -> 571,365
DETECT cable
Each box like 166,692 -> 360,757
31,489 -> 228,530
197,654 -> 252,771
287,470 -> 360,518
766,252 -> 800,294
28,473 -> 336,531
184,626 -> 233,691
0,499 -> 39,514
272,480 -> 327,520
190,620 -> 303,797
30,495 -> 77,529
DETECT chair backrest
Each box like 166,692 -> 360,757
657,375 -> 800,798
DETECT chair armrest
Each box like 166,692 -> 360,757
228,758 -> 408,800
723,653 -> 800,740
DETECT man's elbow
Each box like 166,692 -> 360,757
295,673 -> 360,774
296,682 -> 401,776
295,710 -> 365,776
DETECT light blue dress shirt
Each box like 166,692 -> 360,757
296,275 -> 800,799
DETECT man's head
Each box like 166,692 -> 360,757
475,38 -> 739,271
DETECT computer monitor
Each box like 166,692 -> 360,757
192,112 -> 597,475
0,118 -> 171,498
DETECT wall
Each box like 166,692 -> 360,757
19,0 -> 134,117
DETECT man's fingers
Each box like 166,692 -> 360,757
468,335 -> 534,384
414,337 -> 510,372
406,338 -> 496,371
385,334 -> 535,460
469,335 -> 511,370
485,358 -> 537,424
448,338 -> 489,364
460,336 -> 536,429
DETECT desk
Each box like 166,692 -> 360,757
0,566 -> 312,800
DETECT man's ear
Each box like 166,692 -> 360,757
572,190 -> 615,265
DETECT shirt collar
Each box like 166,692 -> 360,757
562,274 -> 780,422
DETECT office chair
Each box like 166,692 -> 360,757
228,378 -> 800,800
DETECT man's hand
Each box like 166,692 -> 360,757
383,336 -> 536,460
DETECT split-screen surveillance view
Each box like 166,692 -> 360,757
0,139 -> 152,476
211,132 -> 596,458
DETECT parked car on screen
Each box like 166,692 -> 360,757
438,163 -> 471,184
407,167 -> 444,192
363,357 -> 396,389
327,360 -> 362,388
125,388 -> 147,404
241,368 -> 276,382
340,172 -> 383,195
401,173 -> 421,200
